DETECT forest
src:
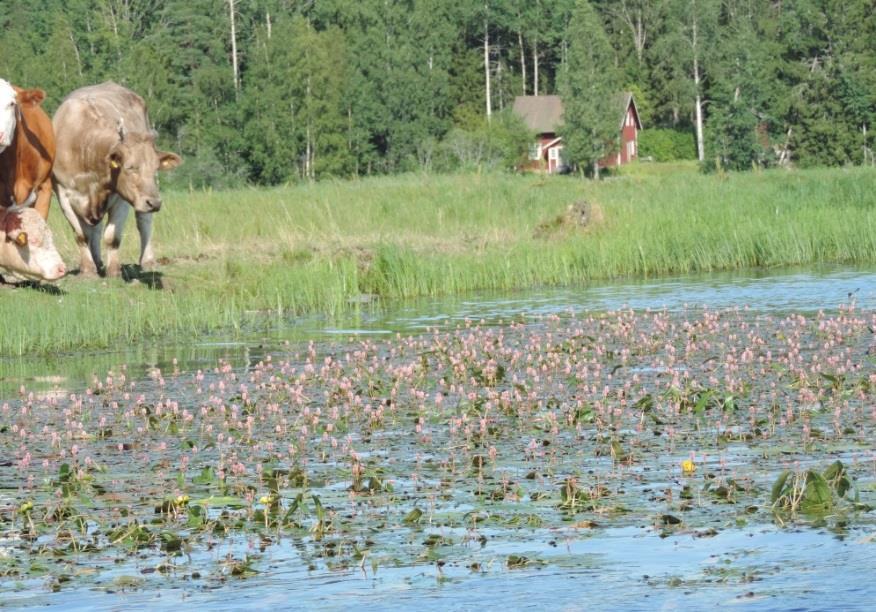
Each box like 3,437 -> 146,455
1,0 -> 873,187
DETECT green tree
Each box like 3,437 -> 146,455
650,0 -> 719,160
559,0 -> 619,177
706,2 -> 784,169
241,16 -> 351,183
780,0 -> 876,166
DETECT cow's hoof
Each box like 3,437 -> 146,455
78,264 -> 100,278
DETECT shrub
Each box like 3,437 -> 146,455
638,128 -> 697,162
435,110 -> 531,172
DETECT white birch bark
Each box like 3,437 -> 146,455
228,0 -> 240,96
691,4 -> 705,162
484,7 -> 492,121
518,29 -> 526,95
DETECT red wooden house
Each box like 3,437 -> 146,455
512,93 -> 642,173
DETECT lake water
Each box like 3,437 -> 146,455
2,265 -> 876,610
3,265 -> 876,396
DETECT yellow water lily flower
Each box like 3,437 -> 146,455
681,459 -> 696,474
175,495 -> 190,505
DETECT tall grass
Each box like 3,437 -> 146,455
2,164 -> 876,355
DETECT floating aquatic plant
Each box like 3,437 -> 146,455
0,304 -> 874,594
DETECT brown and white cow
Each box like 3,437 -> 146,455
52,82 -> 181,278
0,79 -> 56,219
0,206 -> 66,282
0,79 -> 18,153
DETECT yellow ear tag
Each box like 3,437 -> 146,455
110,159 -> 121,170
15,232 -> 28,247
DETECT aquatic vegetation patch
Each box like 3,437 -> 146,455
1,303 -> 875,596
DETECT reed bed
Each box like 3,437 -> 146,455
2,164 -> 875,355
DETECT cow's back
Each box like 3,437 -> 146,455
53,82 -> 150,182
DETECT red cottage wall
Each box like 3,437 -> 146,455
620,121 -> 638,164
599,105 -> 639,168
520,133 -> 561,173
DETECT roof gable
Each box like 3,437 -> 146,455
618,92 -> 643,130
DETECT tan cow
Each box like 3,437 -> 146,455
52,82 -> 181,278
0,79 -> 55,219
0,206 -> 66,282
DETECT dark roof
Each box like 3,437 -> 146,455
512,95 -> 564,133
512,93 -> 642,134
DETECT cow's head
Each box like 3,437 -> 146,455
107,129 -> 182,214
0,207 -> 66,281
0,81 -> 45,153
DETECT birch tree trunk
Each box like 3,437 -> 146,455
484,7 -> 492,122
69,32 -> 83,77
306,77 -> 313,179
694,88 -> 705,161
533,40 -> 539,96
496,60 -> 504,111
617,1 -> 646,63
518,29 -> 526,95
228,0 -> 240,97
691,6 -> 704,162
864,124 -> 870,165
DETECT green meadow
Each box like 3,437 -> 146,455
3,162 -> 876,356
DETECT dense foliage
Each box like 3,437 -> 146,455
0,0 -> 873,184
638,128 -> 696,162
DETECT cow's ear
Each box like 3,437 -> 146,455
108,149 -> 124,171
17,88 -> 46,107
158,151 -> 182,171
4,226 -> 27,247
1,208 -> 22,237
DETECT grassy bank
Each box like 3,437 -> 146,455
2,163 -> 876,355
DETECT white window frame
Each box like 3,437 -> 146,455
529,143 -> 543,161
548,146 -> 560,161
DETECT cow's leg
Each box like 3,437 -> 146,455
32,179 -> 53,220
103,196 -> 130,278
13,178 -> 37,208
56,185 -> 101,277
135,211 -> 156,269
